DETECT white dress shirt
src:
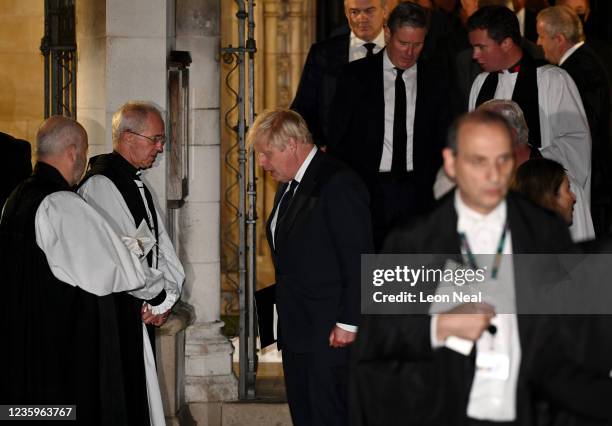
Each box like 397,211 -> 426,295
379,50 -> 417,172
469,64 -> 594,241
348,30 -> 385,62
431,193 -> 521,422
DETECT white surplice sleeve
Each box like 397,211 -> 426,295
35,191 -> 157,296
537,65 -> 591,196
536,66 -> 594,241
78,175 -> 185,313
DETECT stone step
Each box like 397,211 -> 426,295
221,401 -> 292,426
185,400 -> 292,426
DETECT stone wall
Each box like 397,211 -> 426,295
0,0 -> 44,148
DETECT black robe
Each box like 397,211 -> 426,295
0,163 -> 129,425
79,152 -> 166,426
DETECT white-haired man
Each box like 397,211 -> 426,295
537,5 -> 612,236
78,102 -> 185,426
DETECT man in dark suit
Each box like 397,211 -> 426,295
291,0 -> 386,148
350,110 -> 576,425
330,2 -> 450,249
0,131 -> 32,211
536,5 -> 612,236
511,0 -> 538,42
248,109 -> 373,426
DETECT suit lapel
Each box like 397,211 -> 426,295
372,50 -> 386,163
267,181 -> 288,252
274,151 -> 324,251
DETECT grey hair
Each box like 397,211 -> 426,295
247,109 -> 313,150
344,0 -> 386,7
537,6 -> 585,45
36,115 -> 87,158
478,99 -> 529,146
112,101 -> 163,148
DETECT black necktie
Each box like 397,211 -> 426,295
364,42 -> 376,57
275,179 -> 298,239
392,67 -> 407,176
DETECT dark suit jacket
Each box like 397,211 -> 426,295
350,191 -> 576,426
266,150 -> 373,353
0,132 -> 32,211
523,9 -> 538,44
561,43 -> 612,233
291,33 -> 350,148
329,49 -> 450,206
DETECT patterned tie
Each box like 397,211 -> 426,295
364,42 -> 376,57
274,179 -> 298,240
392,67 -> 407,175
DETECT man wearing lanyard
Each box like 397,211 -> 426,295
351,110 -> 575,425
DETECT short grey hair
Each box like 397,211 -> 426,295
36,115 -> 87,158
537,6 -> 584,45
247,109 -> 313,150
112,101 -> 163,148
344,0 -> 386,7
478,99 -> 529,146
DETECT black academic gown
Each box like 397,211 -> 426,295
350,191 -> 575,426
0,163 -> 129,425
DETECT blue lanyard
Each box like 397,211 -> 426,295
458,221 -> 508,279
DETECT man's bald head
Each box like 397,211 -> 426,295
37,116 -> 87,159
36,116 -> 88,186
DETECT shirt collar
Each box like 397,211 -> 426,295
350,29 -> 385,51
559,41 -> 585,66
383,49 -> 418,76
454,190 -> 507,233
292,145 -> 317,184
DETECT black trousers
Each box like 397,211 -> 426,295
282,346 -> 350,426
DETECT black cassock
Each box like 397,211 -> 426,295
0,163 -> 130,425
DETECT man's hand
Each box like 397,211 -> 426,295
141,304 -> 171,327
329,326 -> 357,348
436,302 -> 495,342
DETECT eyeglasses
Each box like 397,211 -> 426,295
125,130 -> 166,146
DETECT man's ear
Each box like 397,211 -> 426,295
442,148 -> 456,179
500,37 -> 514,53
66,144 -> 77,163
384,26 -> 391,44
286,138 -> 298,152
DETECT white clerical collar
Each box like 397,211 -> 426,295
292,145 -> 318,185
454,190 -> 507,232
350,29 -> 385,51
559,41 -> 585,66
383,49 -> 418,76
